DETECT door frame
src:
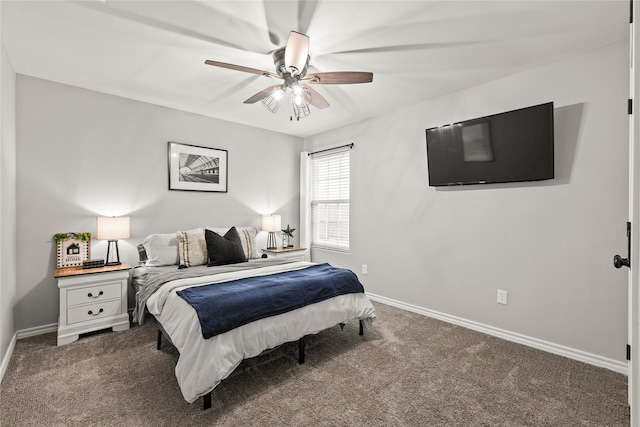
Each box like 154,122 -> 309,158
630,0 -> 639,422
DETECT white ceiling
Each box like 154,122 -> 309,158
1,1 -> 629,138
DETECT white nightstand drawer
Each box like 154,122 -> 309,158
67,299 -> 122,325
67,282 -> 121,307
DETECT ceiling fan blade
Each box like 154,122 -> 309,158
205,60 -> 279,79
297,1 -> 320,35
243,84 -> 282,104
284,31 -> 310,75
301,84 -> 329,110
303,71 -> 373,84
78,2 -> 272,54
262,1 -> 293,47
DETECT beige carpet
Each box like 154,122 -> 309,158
0,301 -> 630,426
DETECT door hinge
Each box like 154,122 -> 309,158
629,99 -> 633,115
628,344 -> 631,361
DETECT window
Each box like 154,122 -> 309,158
310,147 -> 350,251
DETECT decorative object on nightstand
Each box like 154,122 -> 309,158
53,232 -> 91,268
282,224 -> 295,248
96,216 -> 130,266
82,259 -> 105,269
262,214 -> 281,249
55,263 -> 131,346
262,246 -> 307,261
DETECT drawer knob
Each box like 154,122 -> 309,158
87,308 -> 104,316
88,291 -> 104,298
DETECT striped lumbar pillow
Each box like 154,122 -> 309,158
176,228 -> 207,267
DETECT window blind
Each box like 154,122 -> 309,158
310,148 -> 350,251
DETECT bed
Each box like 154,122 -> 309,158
132,226 -> 377,409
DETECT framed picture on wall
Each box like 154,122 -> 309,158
168,141 -> 228,192
54,232 -> 91,268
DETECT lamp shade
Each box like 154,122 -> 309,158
261,215 -> 281,232
96,216 -> 130,240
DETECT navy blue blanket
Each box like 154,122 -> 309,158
177,263 -> 365,339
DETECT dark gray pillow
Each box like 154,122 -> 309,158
205,227 -> 247,266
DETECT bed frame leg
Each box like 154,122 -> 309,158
203,392 -> 212,410
359,320 -> 364,336
298,336 -> 305,364
157,329 -> 162,350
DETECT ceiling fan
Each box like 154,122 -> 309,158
205,31 -> 373,120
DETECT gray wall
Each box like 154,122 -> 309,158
14,76 -> 303,330
306,41 -> 629,362
0,32 -> 17,367
8,40 -> 630,366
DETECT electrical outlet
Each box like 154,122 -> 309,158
497,289 -> 508,305
362,264 -> 368,274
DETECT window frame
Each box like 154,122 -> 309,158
309,146 -> 351,252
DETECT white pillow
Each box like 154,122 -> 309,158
205,226 -> 259,259
141,233 -> 179,266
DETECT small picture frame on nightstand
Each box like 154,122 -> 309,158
53,232 -> 91,268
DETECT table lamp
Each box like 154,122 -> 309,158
262,214 -> 281,249
96,216 -> 130,265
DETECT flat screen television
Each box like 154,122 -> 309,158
425,102 -> 554,186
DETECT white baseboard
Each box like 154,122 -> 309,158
0,332 -> 17,384
2,300 -> 628,382
1,323 -> 57,383
367,293 -> 628,375
16,323 -> 57,339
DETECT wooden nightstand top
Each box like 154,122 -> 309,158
261,247 -> 306,254
54,263 -> 132,278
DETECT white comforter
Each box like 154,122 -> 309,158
146,261 -> 377,403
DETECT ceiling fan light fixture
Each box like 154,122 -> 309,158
261,90 -> 282,114
272,87 -> 284,101
291,86 -> 312,121
291,101 -> 311,121
293,94 -> 305,107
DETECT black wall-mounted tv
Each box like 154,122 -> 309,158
425,102 -> 554,187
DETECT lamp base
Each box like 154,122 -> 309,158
266,232 -> 277,250
105,240 -> 121,266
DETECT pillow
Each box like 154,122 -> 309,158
205,227 -> 246,266
236,227 -> 259,259
137,244 -> 148,264
141,233 -> 179,266
176,228 -> 207,267
206,226 -> 259,259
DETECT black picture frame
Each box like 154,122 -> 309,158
168,141 -> 228,192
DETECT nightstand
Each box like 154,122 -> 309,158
261,247 -> 308,261
55,263 -> 131,346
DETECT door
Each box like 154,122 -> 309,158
617,0 -> 639,419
